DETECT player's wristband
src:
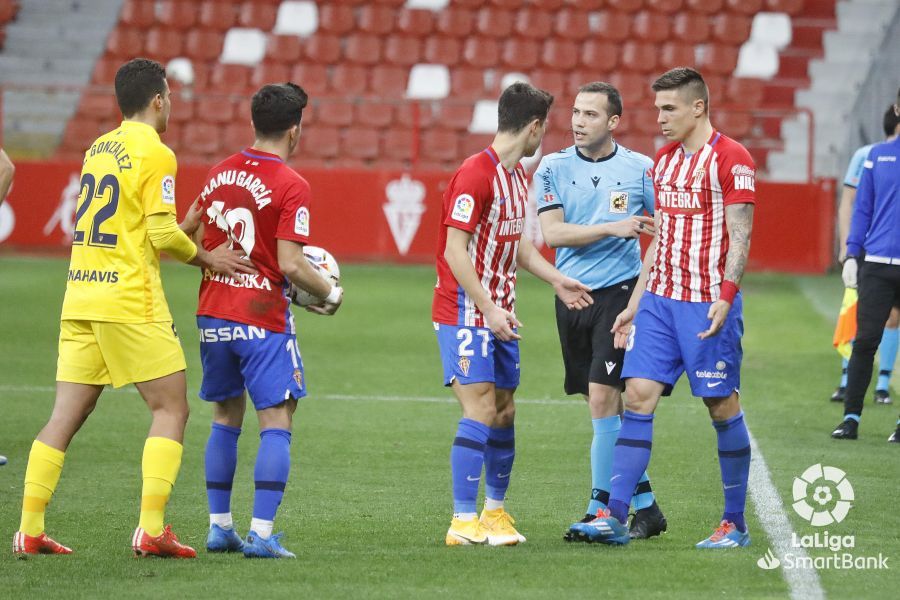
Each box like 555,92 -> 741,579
720,280 -> 739,305
324,285 -> 342,304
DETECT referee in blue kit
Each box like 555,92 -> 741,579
833,88 -> 900,443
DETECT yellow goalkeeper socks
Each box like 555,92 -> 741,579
139,437 -> 183,537
20,440 -> 66,536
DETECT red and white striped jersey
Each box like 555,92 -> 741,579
432,146 -> 528,327
647,130 -> 756,302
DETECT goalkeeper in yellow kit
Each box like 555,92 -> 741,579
13,59 -> 253,558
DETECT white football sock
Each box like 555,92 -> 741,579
453,512 -> 477,521
210,513 -> 233,529
484,497 -> 505,511
250,518 -> 273,540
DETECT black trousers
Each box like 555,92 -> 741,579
844,261 -> 900,417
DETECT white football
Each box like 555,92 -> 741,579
289,246 -> 340,307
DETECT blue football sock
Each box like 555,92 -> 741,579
608,411 -> 654,524
450,418 -> 490,514
205,423 -> 241,515
877,327 -> 898,392
840,358 -> 849,388
253,428 -> 292,522
484,426 -> 515,502
715,411 -> 750,533
587,416 -> 619,514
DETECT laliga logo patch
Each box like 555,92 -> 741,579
451,194 -> 475,223
295,207 -> 310,236
458,356 -> 471,377
792,464 -> 854,526
609,191 -> 628,214
383,174 -> 426,256
161,175 -> 175,205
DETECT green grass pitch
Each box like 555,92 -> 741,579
1,256 -> 897,598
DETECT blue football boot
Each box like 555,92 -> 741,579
569,509 -> 631,545
242,531 -> 296,558
695,521 -> 750,549
206,524 -> 244,553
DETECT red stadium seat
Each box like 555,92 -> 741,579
580,40 -> 619,71
341,127 -> 381,161
765,0 -> 803,15
685,0 -> 724,14
716,110 -> 752,139
423,36 -> 461,65
182,122 -> 222,156
369,65 -> 408,96
383,128 -> 415,161
616,134 -> 657,157
190,62 -> 212,89
383,36 -> 422,67
237,2 -> 277,30
645,0 -> 685,13
724,0 -> 762,15
500,38 -> 539,71
475,7 -> 513,38
330,64 -> 369,96
79,90 -> 119,120
630,108 -> 662,135
632,11 -> 671,43
185,30 -> 225,62
607,0 -> 644,12
621,42 -> 658,73
420,129 -> 461,163
704,74 -> 726,106
696,43 -> 739,75
145,28 -> 184,62
450,67 -> 487,100
355,100 -> 396,128
251,62 -> 291,88
462,37 -> 499,69
459,133 -> 495,158
397,8 -> 435,37
541,131 -> 571,154
725,78 -> 764,107
209,64 -> 252,94
371,0 -> 405,6
396,101 -> 438,130
672,13 -> 711,43
489,0 -> 524,8
550,100 -> 573,134
91,56 -> 120,85
541,39 -> 579,71
344,34 -> 383,66
529,70 -> 566,98
436,8 -> 474,37
514,8 -> 552,39
223,123 -> 252,151
317,99 -> 355,127
318,4 -> 355,34
300,125 -> 340,159
168,96 -> 195,124
712,14 -> 752,44
266,34 -> 302,63
659,42 -> 696,69
157,1 -> 197,30
303,35 -> 342,64
119,0 -> 155,28
608,72 -> 652,103
106,27 -> 143,59
435,103 -> 473,132
593,11 -> 631,43
554,9 -> 590,41
195,95 -> 237,124
291,62 -> 328,96
198,1 -> 238,31
60,118 -> 107,154
358,5 -> 395,35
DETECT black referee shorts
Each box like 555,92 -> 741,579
555,277 -> 637,396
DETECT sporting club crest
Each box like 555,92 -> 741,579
383,174 -> 426,255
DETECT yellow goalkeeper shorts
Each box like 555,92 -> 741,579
57,320 -> 186,388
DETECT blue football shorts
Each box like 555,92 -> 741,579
621,291 -> 743,397
434,323 -> 520,389
197,316 -> 306,409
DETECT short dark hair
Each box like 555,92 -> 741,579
497,82 -> 554,133
577,82 -> 623,117
251,83 -> 308,138
652,67 -> 709,111
883,103 -> 900,137
114,58 -> 167,117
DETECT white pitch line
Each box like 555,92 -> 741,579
747,428 -> 825,600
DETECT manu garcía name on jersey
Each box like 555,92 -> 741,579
200,170 -> 273,209
203,269 -> 272,291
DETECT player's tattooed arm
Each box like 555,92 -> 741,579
723,203 -> 754,286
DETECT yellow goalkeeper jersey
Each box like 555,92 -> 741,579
61,120 -> 178,323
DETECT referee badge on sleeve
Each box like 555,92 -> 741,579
610,191 -> 628,214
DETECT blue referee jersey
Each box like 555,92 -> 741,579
847,137 -> 900,262
534,143 -> 654,290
